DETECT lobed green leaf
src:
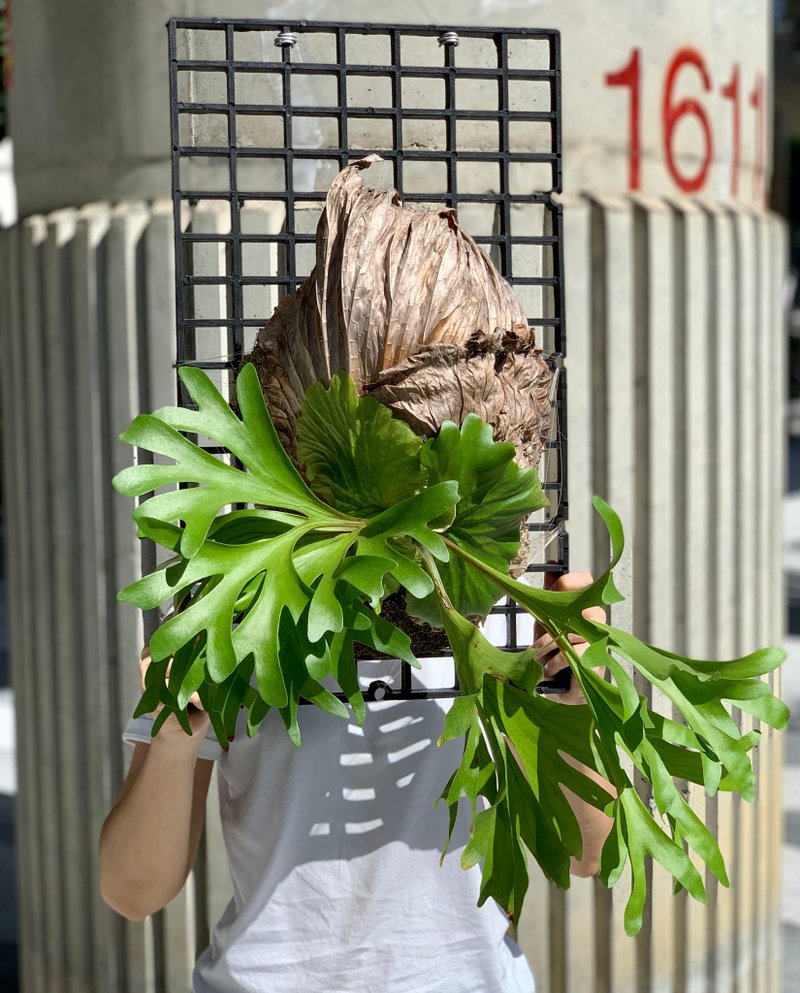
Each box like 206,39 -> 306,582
297,370 -> 428,515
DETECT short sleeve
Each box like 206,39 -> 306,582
122,712 -> 225,762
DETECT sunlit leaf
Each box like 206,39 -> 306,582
407,414 -> 547,625
297,370 -> 428,515
115,364 -> 789,937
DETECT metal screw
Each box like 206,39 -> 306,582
438,31 -> 459,47
274,31 -> 298,48
366,679 -> 393,701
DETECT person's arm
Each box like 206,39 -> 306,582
532,570 -> 617,877
99,647 -> 215,921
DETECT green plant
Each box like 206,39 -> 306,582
114,363 -> 788,936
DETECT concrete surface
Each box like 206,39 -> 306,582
0,138 -> 17,228
0,457 -> 795,993
8,0 -> 770,215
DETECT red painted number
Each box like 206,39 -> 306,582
604,48 -> 641,191
720,64 -> 740,197
749,72 -> 765,204
662,48 -> 713,193
605,47 -> 766,200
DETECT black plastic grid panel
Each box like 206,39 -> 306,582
167,17 -> 568,699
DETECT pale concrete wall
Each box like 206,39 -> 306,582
0,4 -> 788,993
9,0 -> 770,213
0,137 -> 16,226
0,190 -> 786,993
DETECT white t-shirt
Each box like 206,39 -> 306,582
123,659 -> 536,993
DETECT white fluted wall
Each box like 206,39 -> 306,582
518,194 -> 786,993
0,194 -> 786,993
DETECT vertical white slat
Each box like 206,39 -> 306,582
629,194 -> 655,993
70,202 -> 121,993
732,209 -> 759,657
588,194 -> 638,993
677,199 -> 713,659
754,212 -> 773,651
671,198 -> 714,993
766,212 -> 788,993
691,199 -> 719,993
767,732 -> 782,993
698,206 -> 745,993
136,200 -> 187,627
561,879 -> 595,993
730,205 -> 759,993
743,207 -> 769,993
695,200 -> 738,993
589,195 -> 636,615
43,207 -> 96,993
704,201 -> 739,663
105,202 -> 150,739
586,195 -> 638,601
610,881 -> 637,993
0,225 -> 46,993
720,203 -> 745,993
558,194 -> 593,572
144,201 -> 180,412
628,197 -> 677,647
577,195 -> 617,993
141,199 -> 198,993
630,194 -> 677,993
103,201 -> 154,993
751,208 -> 771,993
559,194 -> 600,993
757,746 -> 776,993
19,213 -> 67,991
754,703 -> 778,993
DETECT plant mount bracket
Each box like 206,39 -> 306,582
167,16 -> 569,699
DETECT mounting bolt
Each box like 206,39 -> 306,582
438,30 -> 459,47
366,679 -> 393,701
274,31 -> 298,48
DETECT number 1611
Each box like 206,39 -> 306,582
604,47 -> 765,203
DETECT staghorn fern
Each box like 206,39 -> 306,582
114,364 -> 788,936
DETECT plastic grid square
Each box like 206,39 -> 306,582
167,18 -> 569,697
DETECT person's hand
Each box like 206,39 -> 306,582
532,569 -> 606,705
139,643 -> 211,754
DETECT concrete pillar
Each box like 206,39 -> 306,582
0,137 -> 15,225
0,3 -> 786,993
9,0 -> 771,213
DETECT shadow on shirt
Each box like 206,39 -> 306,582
214,693 -> 476,906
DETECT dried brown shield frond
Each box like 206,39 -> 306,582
246,155 -> 553,472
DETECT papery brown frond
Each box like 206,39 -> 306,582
246,155 -> 553,470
